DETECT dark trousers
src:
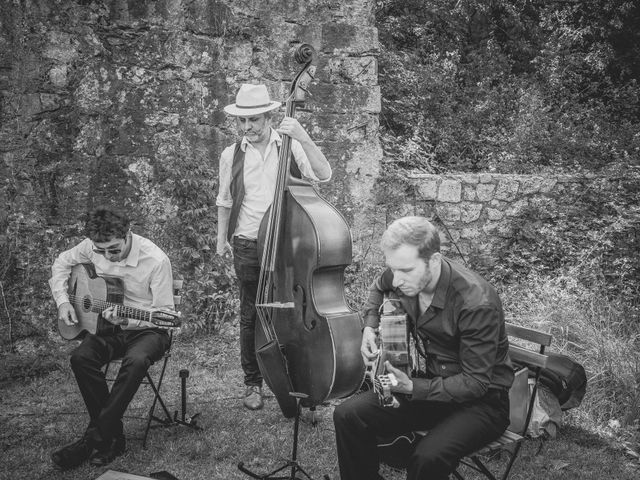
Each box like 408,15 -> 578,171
232,237 -> 262,387
333,389 -> 510,480
70,328 -> 170,443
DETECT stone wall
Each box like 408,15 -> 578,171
388,173 -> 594,265
0,0 -> 381,341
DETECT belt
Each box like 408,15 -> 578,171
233,236 -> 257,245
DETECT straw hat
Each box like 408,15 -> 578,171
224,84 -> 281,116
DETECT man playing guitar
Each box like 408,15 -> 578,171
49,207 -> 176,470
333,216 -> 514,480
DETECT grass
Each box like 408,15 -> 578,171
1,273 -> 639,480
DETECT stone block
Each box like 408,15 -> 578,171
486,208 -> 504,221
184,0 -> 231,37
309,112 -> 379,142
461,174 -> 480,185
416,202 -> 437,220
460,202 -> 482,223
479,173 -> 493,183
460,228 -> 480,239
311,83 -> 381,114
49,65 -> 68,88
321,24 -> 379,54
445,229 -> 461,242
462,184 -> 477,201
437,180 -> 461,202
482,221 -> 500,235
476,183 -> 496,201
540,179 -> 558,193
417,179 -> 438,200
520,176 -> 544,194
494,179 -> 519,201
346,139 -> 382,200
437,204 -> 461,222
43,31 -> 78,62
506,198 -> 529,217
497,224 -> 514,238
75,69 -> 113,114
326,55 -> 378,86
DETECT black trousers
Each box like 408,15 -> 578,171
70,328 -> 170,443
333,389 -> 510,480
232,237 -> 262,387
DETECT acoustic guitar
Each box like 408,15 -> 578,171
58,263 -> 181,340
369,298 -> 414,408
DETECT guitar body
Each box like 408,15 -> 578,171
58,264 -> 124,340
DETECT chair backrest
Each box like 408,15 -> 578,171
173,278 -> 183,309
504,322 -> 553,435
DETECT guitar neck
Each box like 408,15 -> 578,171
68,295 -> 152,322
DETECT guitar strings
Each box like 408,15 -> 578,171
67,293 -> 158,322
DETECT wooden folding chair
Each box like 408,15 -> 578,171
451,322 -> 553,480
104,278 -> 183,448
377,322 -> 553,480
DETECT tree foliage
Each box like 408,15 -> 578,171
376,0 -> 640,318
376,0 -> 640,174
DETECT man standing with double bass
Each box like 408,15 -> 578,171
215,83 -> 332,410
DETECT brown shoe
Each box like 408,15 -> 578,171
243,385 -> 264,410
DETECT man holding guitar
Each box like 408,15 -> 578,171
215,83 -> 331,411
333,217 -> 514,480
48,207 -> 176,470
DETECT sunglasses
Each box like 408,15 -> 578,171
93,247 -> 122,255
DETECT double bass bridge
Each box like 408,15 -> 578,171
256,301 -> 295,309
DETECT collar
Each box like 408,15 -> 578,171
240,128 -> 282,152
123,233 -> 141,267
429,256 -> 451,309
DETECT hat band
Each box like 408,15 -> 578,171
235,102 -> 274,109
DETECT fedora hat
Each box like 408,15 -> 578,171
224,84 -> 281,117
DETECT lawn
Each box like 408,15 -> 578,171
1,324 -> 637,480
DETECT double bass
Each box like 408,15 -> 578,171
255,44 -> 365,417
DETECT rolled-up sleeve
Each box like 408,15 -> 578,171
291,140 -> 331,183
215,146 -> 234,208
49,239 -> 93,307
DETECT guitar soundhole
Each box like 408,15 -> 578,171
82,296 -> 92,312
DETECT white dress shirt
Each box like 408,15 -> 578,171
216,129 -> 331,239
49,233 -> 174,330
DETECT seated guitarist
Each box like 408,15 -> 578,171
48,207 -> 175,470
333,216 -> 514,480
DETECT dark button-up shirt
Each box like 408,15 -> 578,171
363,257 -> 513,403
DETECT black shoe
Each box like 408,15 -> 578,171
89,435 -> 126,466
51,437 -> 94,470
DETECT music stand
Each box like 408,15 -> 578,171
238,392 -> 329,480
